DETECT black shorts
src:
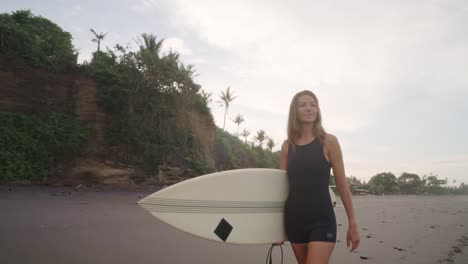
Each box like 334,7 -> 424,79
285,213 -> 337,244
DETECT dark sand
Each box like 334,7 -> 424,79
1,186 -> 467,264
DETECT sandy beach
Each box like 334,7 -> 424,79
1,186 -> 467,264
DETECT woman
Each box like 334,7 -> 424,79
277,90 -> 360,264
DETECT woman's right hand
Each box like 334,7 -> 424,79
273,240 -> 286,245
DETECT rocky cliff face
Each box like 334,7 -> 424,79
0,54 -> 216,186
0,54 -> 106,155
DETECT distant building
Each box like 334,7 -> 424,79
350,184 -> 370,195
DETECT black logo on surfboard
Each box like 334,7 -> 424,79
214,218 -> 233,242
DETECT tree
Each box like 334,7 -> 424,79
231,114 -> 244,135
254,130 -> 266,148
0,10 -> 76,72
86,30 -> 210,175
368,172 -> 399,195
426,174 -> 446,186
397,172 -> 422,194
138,33 -> 164,62
240,129 -> 250,144
90,28 -> 107,52
425,174 -> 448,195
266,137 -> 276,152
217,86 -> 237,130
200,90 -> 212,104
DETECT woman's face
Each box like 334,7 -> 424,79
296,95 -> 317,124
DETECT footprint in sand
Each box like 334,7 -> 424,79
452,246 -> 461,253
393,247 -> 407,251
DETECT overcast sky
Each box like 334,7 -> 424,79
2,0 -> 467,185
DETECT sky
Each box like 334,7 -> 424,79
2,0 -> 467,185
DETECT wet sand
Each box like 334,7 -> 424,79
1,186 -> 467,264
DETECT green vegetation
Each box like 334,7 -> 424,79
0,112 -> 89,182
331,172 -> 468,196
84,31 -> 281,176
2,9 -> 463,193
84,33 -> 215,175
217,86 -> 237,130
0,9 -> 281,184
0,10 -> 76,72
214,128 -> 280,170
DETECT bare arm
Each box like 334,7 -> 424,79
326,135 -> 357,226
326,134 -> 360,251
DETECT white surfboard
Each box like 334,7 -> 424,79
138,168 -> 337,245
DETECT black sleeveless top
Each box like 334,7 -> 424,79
285,138 -> 334,220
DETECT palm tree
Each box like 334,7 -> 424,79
90,28 -> 108,52
138,33 -> 164,58
231,114 -> 244,135
254,130 -> 266,148
217,86 -> 237,130
200,90 -> 212,104
240,129 -> 250,144
266,137 -> 276,152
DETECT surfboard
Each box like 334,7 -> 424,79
137,168 -> 337,245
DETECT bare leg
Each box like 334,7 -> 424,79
290,243 -> 308,264
305,241 -> 335,264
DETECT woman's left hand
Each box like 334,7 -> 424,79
347,224 -> 360,252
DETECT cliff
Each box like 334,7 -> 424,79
0,54 -> 216,187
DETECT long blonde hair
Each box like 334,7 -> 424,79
287,90 -> 327,146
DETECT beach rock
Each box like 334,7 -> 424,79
64,162 -> 135,187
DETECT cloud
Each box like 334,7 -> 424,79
132,0 -> 159,14
161,37 -> 192,56
71,25 -> 85,34
71,4 -> 82,15
174,1 -> 286,50
164,0 -> 468,135
188,58 -> 207,64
